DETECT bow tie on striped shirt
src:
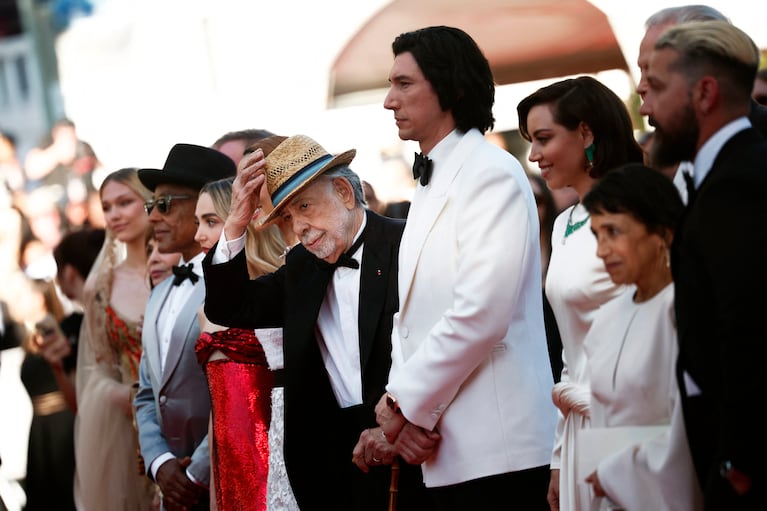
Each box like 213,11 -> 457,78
172,263 -> 199,286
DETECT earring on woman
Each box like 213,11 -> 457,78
658,242 -> 671,269
585,143 -> 596,168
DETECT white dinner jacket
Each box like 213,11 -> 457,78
387,129 -> 557,487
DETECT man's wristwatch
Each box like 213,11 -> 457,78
719,460 -> 735,479
386,393 -> 402,414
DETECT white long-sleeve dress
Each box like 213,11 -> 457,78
584,284 -> 702,511
545,202 -> 623,511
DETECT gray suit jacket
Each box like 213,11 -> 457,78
134,275 -> 211,485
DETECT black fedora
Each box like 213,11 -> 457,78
138,143 -> 236,191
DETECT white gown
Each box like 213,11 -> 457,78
545,202 -> 624,511
584,285 -> 702,511
257,328 -> 299,511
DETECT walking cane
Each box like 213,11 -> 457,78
388,457 -> 400,511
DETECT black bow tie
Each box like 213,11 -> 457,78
412,152 -> 433,186
317,232 -> 365,272
172,263 -> 199,286
682,169 -> 696,203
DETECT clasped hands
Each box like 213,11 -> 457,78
351,394 -> 441,472
156,457 -> 206,511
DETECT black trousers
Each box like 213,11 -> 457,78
429,465 -> 550,511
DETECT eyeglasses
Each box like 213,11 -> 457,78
144,195 -> 193,215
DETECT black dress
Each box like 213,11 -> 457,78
19,314 -> 80,511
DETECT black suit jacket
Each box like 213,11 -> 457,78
204,210 -> 425,511
672,127 -> 767,505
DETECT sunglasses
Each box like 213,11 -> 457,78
144,194 -> 193,215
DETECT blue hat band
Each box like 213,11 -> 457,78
271,154 -> 333,207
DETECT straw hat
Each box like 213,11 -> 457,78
262,135 -> 356,224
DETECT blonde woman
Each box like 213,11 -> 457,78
195,135 -> 298,511
74,167 -> 158,510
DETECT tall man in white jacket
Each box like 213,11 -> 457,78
367,26 -> 557,510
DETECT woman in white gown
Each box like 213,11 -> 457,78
581,164 -> 701,510
517,76 -> 644,511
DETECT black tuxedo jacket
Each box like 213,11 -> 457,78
204,210 -> 423,511
672,127 -> 767,504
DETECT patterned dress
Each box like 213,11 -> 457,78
75,305 -> 156,510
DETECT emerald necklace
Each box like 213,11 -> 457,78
563,204 -> 589,244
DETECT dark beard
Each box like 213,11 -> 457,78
648,104 -> 699,169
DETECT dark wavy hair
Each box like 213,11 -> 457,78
392,26 -> 495,133
517,76 -> 643,179
582,163 -> 683,237
53,227 -> 106,279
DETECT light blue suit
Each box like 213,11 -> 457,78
134,275 -> 210,486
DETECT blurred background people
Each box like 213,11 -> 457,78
211,128 -> 276,166
24,227 -> 105,510
74,167 -> 158,510
361,180 -> 386,215
18,277 -> 76,511
753,68 -> 767,106
43,227 -> 107,407
0,130 -> 26,205
517,75 -> 644,511
16,187 -> 66,281
580,164 -> 700,510
23,119 -> 100,220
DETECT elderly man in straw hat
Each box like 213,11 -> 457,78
202,135 -> 435,511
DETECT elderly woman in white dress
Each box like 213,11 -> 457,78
581,163 -> 701,511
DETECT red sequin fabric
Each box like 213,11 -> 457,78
196,328 -> 273,511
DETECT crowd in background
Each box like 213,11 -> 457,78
0,4 -> 766,511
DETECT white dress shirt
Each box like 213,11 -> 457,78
213,215 -> 367,408
150,250 -> 205,483
315,215 -> 365,407
157,251 -> 205,372
693,116 -> 751,188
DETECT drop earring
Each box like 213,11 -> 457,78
585,143 -> 596,167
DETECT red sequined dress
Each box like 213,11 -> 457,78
196,327 -> 298,511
